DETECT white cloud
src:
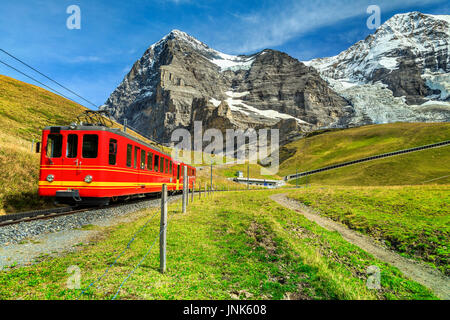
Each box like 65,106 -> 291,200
65,56 -> 104,63
226,0 -> 444,53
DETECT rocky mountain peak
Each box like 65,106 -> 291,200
101,13 -> 449,147
101,30 -> 351,145
303,12 -> 449,123
306,12 -> 450,82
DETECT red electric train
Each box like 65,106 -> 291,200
38,120 -> 196,206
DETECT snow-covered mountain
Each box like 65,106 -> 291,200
306,12 -> 450,82
305,12 -> 450,124
102,13 -> 449,146
101,30 -> 350,145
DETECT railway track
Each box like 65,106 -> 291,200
285,139 -> 450,181
0,206 -> 92,227
0,192 -> 187,228
0,188 -> 258,228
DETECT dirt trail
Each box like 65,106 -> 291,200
270,193 -> 450,300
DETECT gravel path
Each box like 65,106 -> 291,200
0,195 -> 181,270
270,193 -> 450,300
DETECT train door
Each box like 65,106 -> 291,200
139,149 -> 146,191
134,146 -> 140,191
79,133 -> 100,186
44,130 -> 64,182
63,133 -> 81,180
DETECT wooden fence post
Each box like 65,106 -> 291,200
160,184 -> 167,273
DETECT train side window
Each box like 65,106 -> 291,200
147,152 -> 153,171
47,134 -> 62,158
177,165 -> 180,180
109,139 -> 117,165
155,155 -> 159,172
126,144 -> 132,167
164,158 -> 168,173
141,150 -> 146,169
66,134 -> 78,158
82,134 -> 98,158
169,161 -> 172,174
161,158 -> 165,173
134,146 -> 140,169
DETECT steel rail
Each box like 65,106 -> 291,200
285,140 -> 450,181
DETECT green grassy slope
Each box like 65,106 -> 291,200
0,74 -> 87,142
0,74 -> 88,213
0,191 -> 435,300
279,123 -> 450,185
0,75 -> 168,213
287,186 -> 450,274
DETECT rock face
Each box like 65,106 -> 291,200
102,12 -> 450,147
101,30 -> 350,145
305,12 -> 450,124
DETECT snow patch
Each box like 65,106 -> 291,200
210,53 -> 255,72
209,98 -> 221,107
325,78 -> 450,124
224,91 -> 308,124
423,72 -> 450,100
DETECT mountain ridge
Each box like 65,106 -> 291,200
101,12 -> 450,146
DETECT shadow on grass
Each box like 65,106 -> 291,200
2,191 -> 55,214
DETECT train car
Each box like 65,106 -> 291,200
38,123 -> 196,206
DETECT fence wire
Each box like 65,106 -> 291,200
111,213 -> 173,300
77,207 -> 161,299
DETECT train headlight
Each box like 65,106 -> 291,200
84,175 -> 93,183
46,174 -> 54,182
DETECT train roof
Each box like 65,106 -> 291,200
42,125 -> 197,168
43,124 -> 170,157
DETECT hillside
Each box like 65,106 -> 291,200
100,30 -> 349,145
0,190 -> 436,300
0,75 -> 171,214
279,122 -> 450,185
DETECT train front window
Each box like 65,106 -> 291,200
141,150 -> 146,169
109,139 -> 117,165
66,134 -> 78,158
82,135 -> 98,158
47,134 -> 62,158
126,144 -> 132,167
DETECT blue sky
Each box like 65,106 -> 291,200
0,0 -> 449,108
